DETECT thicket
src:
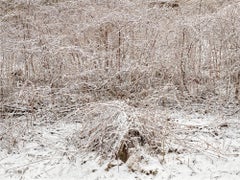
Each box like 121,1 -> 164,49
1,0 -> 239,161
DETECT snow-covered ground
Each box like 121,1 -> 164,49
0,108 -> 240,180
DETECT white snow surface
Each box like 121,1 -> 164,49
0,108 -> 240,180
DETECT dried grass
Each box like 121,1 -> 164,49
71,101 -> 169,161
1,0 -> 239,159
71,101 -> 231,162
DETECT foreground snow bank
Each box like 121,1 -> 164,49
0,101 -> 240,180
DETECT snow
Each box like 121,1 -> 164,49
1,0 -> 239,179
1,109 -> 239,180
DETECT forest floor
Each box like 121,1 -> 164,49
0,101 -> 239,180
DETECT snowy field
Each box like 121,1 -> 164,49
1,104 -> 239,180
1,0 -> 240,179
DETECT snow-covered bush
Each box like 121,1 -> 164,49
71,101 -> 180,162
